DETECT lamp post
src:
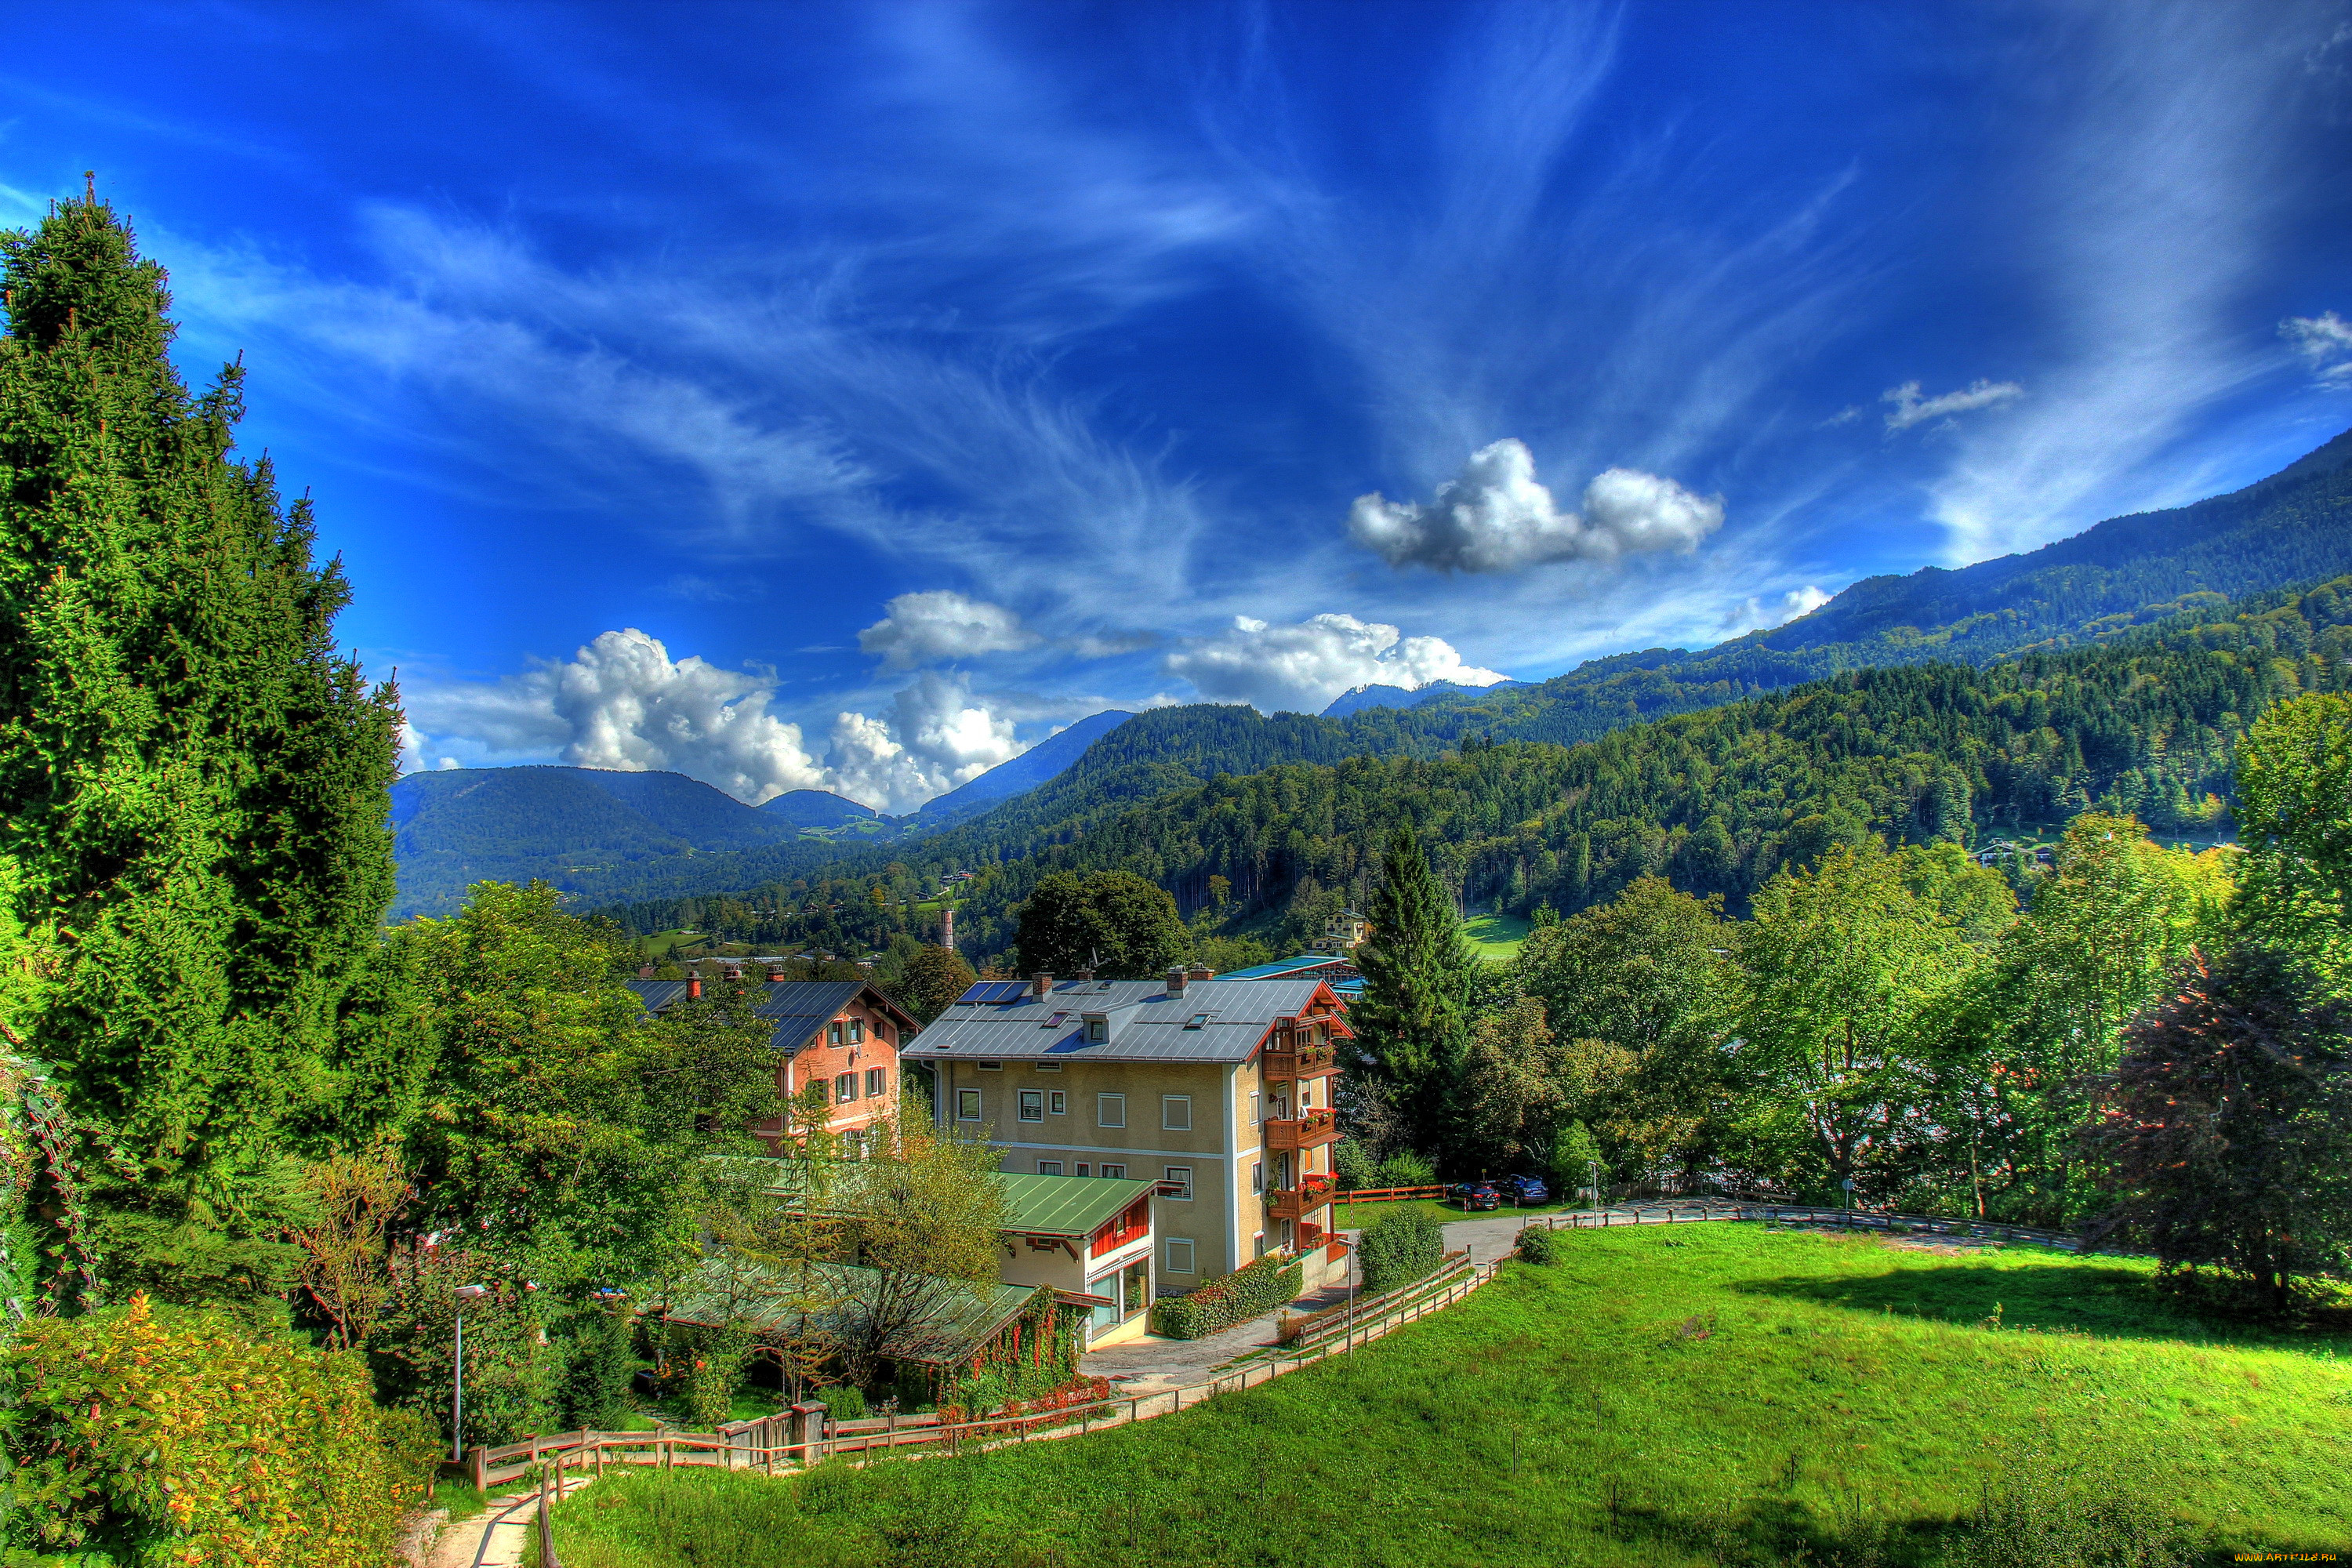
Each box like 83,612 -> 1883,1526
1588,1159 -> 1600,1220
452,1284 -> 490,1461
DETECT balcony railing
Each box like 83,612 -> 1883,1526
1266,1178 -> 1335,1223
1264,1107 -> 1339,1152
1261,1040 -> 1340,1081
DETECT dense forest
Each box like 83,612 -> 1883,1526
599,576 -> 2352,968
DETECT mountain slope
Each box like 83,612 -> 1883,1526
758,789 -> 881,829
912,710 -> 1134,825
597,575 -> 2352,961
1323,679 -> 1526,719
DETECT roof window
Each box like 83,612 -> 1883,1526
1184,1013 -> 1210,1030
1042,1011 -> 1067,1028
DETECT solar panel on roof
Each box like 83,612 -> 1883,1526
956,980 -> 1028,1004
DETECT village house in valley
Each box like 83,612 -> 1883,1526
626,970 -> 918,1155
903,967 -> 1350,1301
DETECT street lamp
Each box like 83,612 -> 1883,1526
1588,1159 -> 1600,1220
452,1284 -> 490,1461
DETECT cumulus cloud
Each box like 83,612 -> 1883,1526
826,672 -> 1024,811
1348,440 -> 1722,573
403,629 -> 1027,814
858,590 -> 1042,670
1163,613 -> 1507,714
1719,584 -> 1832,634
2281,312 -> 2352,382
1882,379 -> 2026,432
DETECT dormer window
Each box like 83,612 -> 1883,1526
1086,1018 -> 1109,1044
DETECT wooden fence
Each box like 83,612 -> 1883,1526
1330,1183 -> 1450,1203
1525,1200 -> 2084,1250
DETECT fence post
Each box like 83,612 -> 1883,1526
469,1445 -> 488,1493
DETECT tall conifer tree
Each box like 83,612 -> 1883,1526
0,186 -> 403,1307
1352,827 -> 1476,1165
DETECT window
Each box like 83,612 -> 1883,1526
1034,1061 -> 1062,1072
1038,1160 -> 1064,1176
1043,1012 -> 1067,1028
841,1129 -> 862,1159
1075,1163 -> 1090,1178
1249,1091 -> 1260,1126
1049,1091 -> 1067,1115
1085,1019 -> 1108,1044
835,1073 -> 856,1103
1099,1163 -> 1127,1180
1164,1238 -> 1196,1275
848,1019 -> 864,1044
956,1089 -> 982,1120
977,1061 -> 1003,1071
827,1022 -> 844,1045
866,1068 -> 887,1098
1254,1232 -> 1268,1259
1018,1089 -> 1044,1122
1162,1095 -> 1192,1131
1163,1165 -> 1193,1201
1098,1094 -> 1125,1128
1250,1160 -> 1263,1196
1185,1012 -> 1210,1030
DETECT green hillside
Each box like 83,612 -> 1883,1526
544,1225 -> 2351,1566
600,575 -> 2352,964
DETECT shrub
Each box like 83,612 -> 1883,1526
1357,1208 -> 1446,1294
559,1304 -> 640,1430
364,1247 -> 557,1449
1515,1225 -> 1560,1265
818,1384 -> 866,1421
1331,1138 -> 1376,1192
1372,1150 -> 1436,1189
1149,1253 -> 1304,1339
2,1293 -> 434,1566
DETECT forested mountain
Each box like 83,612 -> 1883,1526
390,766 -> 870,916
597,576 -> 2352,964
407,427 -> 2352,918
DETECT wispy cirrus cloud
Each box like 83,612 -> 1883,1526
1882,379 -> 2024,432
2282,311 -> 2352,383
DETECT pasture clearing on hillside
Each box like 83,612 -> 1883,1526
533,1224 -> 2350,1566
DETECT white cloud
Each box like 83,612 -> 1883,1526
1720,584 -> 1831,634
858,590 -> 1040,670
1163,613 -> 1507,715
826,672 -> 1024,812
1882,379 -> 2025,432
404,629 -> 1030,814
1348,440 -> 1722,573
2281,312 -> 2352,383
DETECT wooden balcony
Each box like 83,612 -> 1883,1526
1266,1178 -> 1335,1223
1264,1107 -> 1338,1152
1260,1040 -> 1340,1082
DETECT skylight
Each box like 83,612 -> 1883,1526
1184,1013 -> 1210,1029
1042,1012 -> 1067,1028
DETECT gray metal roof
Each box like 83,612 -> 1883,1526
902,978 -> 1338,1063
624,978 -> 909,1055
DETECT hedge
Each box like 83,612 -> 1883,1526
1356,1207 -> 1445,1294
2,1292 -> 434,1566
1149,1252 -> 1304,1340
1515,1224 -> 1561,1265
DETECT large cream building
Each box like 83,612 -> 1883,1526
903,970 -> 1351,1300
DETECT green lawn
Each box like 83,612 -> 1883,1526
1462,911 -> 1532,960
637,929 -> 703,960
1335,1194 -> 1581,1226
533,1224 -> 2350,1566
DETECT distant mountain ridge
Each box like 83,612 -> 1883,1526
912,710 -> 1134,824
397,426 -> 2352,916
1322,679 -> 1527,719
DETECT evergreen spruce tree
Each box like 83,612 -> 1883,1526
1352,828 -> 1476,1166
0,185 -> 404,1312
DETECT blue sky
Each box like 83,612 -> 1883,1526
6,1 -> 2350,811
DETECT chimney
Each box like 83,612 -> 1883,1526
1187,964 -> 1214,982
686,975 -> 703,1000
767,964 -> 786,983
638,963 -> 655,980
1031,972 -> 1054,999
1166,968 -> 1187,997
722,962 -> 744,983
942,906 -> 956,953
1073,968 -> 1094,982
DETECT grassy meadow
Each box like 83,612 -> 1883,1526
1461,910 -> 1533,960
535,1224 -> 2352,1566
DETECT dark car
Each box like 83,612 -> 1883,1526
1453,1180 -> 1502,1212
1499,1174 -> 1549,1205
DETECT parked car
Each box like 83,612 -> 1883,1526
1453,1180 -> 1502,1212
1499,1174 -> 1549,1205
